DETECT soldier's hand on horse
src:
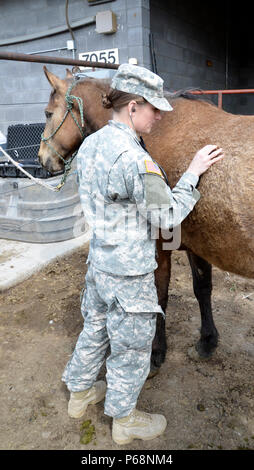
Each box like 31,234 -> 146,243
187,144 -> 224,177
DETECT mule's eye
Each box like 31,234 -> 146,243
45,110 -> 53,119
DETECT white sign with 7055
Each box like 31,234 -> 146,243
79,48 -> 119,68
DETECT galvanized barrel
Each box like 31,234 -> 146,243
0,170 -> 88,243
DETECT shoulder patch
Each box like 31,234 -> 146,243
144,160 -> 163,177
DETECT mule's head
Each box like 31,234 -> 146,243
38,67 -> 98,174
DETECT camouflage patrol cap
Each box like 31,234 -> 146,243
111,63 -> 173,112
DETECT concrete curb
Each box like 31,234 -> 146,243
0,230 -> 91,291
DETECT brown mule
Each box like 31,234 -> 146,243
38,68 -> 254,372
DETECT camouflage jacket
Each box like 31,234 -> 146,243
77,120 -> 200,275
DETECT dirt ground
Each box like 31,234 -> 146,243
0,244 -> 254,452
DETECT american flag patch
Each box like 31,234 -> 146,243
144,160 -> 163,176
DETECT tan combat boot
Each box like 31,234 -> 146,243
68,381 -> 106,418
112,408 -> 167,445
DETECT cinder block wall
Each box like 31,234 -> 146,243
237,28 -> 254,114
1,0 -> 253,139
0,0 -> 150,136
150,0 -> 254,115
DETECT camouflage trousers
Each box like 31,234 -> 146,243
62,262 -> 163,418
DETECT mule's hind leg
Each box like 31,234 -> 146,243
187,250 -> 218,358
150,242 -> 172,374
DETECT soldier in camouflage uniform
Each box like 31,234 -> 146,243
62,63 -> 224,445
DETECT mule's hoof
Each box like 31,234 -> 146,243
187,346 -> 212,362
148,366 -> 160,379
187,346 -> 200,361
195,340 -> 216,359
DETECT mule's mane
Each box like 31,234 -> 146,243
72,76 -> 215,107
165,87 -> 215,106
75,75 -> 111,88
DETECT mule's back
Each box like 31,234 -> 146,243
146,95 -> 254,278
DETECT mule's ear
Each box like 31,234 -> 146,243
65,68 -> 73,79
72,66 -> 82,74
43,66 -> 63,90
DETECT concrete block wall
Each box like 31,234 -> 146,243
0,0 -> 150,137
150,0 -> 254,115
150,0 -> 228,90
1,0 -> 253,139
237,24 -> 254,114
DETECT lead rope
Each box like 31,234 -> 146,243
0,145 -> 60,192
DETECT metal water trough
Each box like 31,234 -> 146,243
0,169 -> 88,243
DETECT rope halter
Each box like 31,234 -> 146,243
41,80 -> 85,190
